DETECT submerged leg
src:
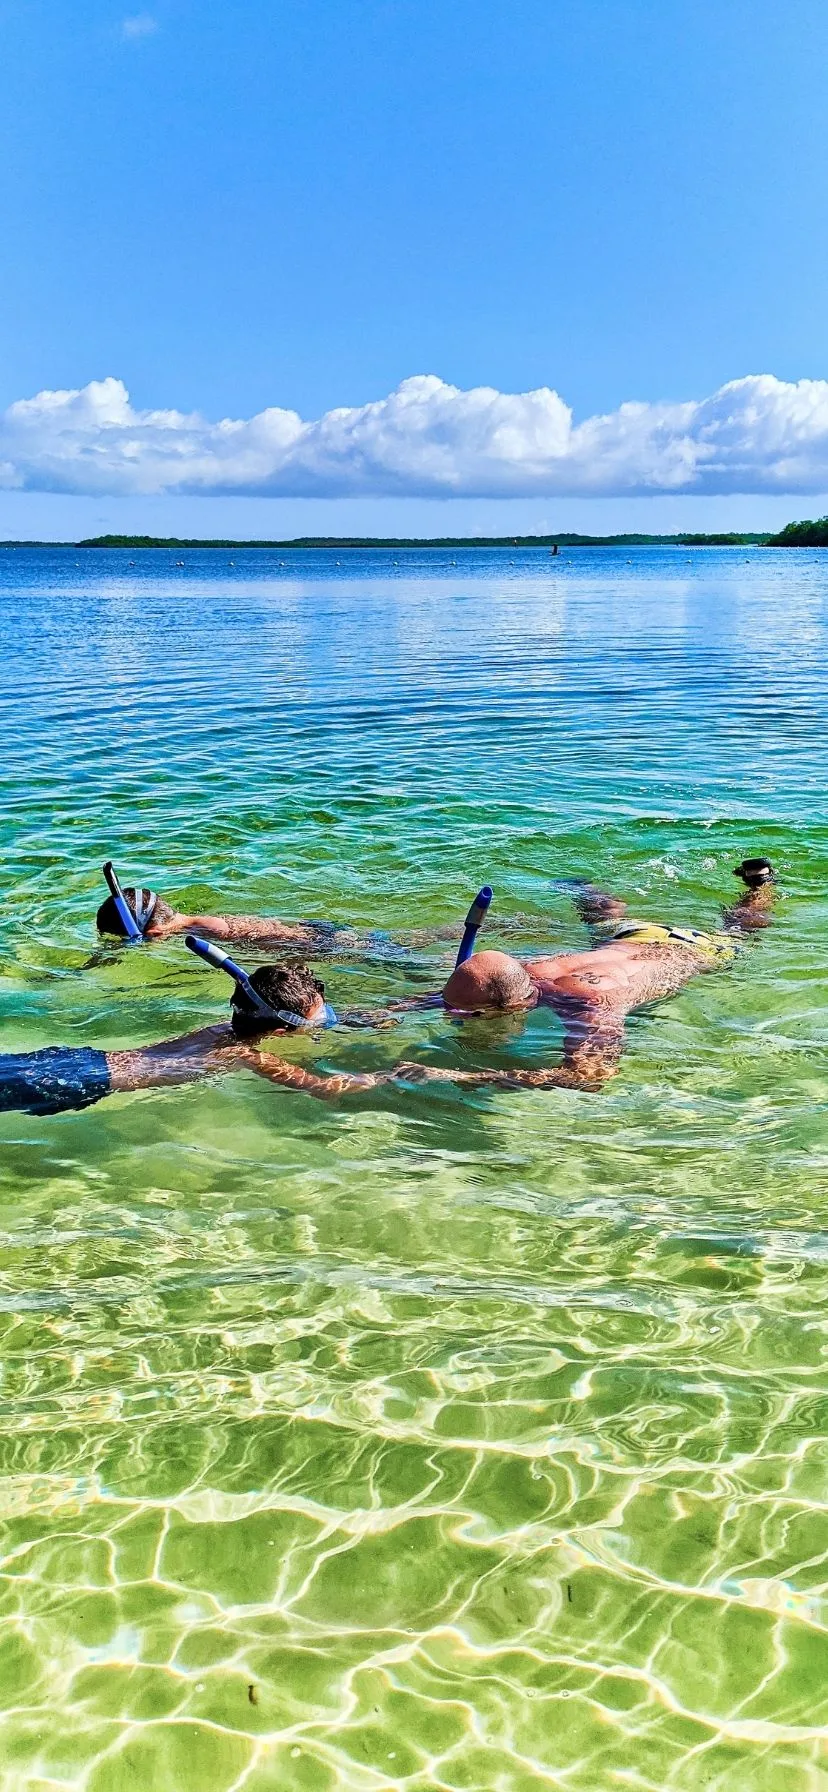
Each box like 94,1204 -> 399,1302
564,879 -> 629,930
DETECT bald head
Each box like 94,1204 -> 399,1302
442,950 -> 537,1013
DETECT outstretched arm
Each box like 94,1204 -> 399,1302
336,994 -> 443,1029
243,1049 -> 396,1100
107,1024 -> 247,1092
108,1027 -> 398,1102
155,911 -> 327,946
392,1005 -> 625,1095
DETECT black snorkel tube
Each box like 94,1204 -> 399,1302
185,934 -> 337,1030
102,861 -> 158,942
454,886 -> 493,969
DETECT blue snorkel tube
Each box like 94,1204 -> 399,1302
103,861 -> 144,942
185,935 -> 337,1030
454,886 -> 493,969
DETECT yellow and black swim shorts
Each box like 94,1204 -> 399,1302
610,921 -> 737,967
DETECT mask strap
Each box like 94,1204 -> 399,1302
132,887 -> 158,930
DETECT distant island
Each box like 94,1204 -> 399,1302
766,515 -> 828,547
70,531 -> 770,549
5,522 -> 826,548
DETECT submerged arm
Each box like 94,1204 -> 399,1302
551,878 -> 629,941
107,1024 -> 245,1092
243,1050 -> 395,1100
571,882 -> 629,928
166,911 -> 323,945
392,1004 -> 625,1094
336,994 -> 443,1029
108,1025 -> 396,1102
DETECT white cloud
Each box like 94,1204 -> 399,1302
121,14 -> 158,39
3,372 -> 828,500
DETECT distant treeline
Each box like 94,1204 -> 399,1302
766,516 -> 828,547
73,531 -> 771,550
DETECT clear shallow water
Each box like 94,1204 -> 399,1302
0,544 -> 827,1791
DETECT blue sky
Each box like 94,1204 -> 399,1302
2,0 -> 828,537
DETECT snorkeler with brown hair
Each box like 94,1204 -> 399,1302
1,861 -> 775,1117
0,957 -> 399,1117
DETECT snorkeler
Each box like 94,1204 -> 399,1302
95,861 -> 463,953
387,857 -> 778,1094
2,863 -> 777,1115
0,957 -> 397,1117
0,888 -> 495,1118
96,861 -> 369,947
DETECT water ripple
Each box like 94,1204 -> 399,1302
0,546 -> 827,1790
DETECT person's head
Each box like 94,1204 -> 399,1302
230,961 -> 327,1037
96,888 -> 174,938
734,857 -> 774,888
441,949 -> 538,1014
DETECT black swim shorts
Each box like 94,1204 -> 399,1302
0,1047 -> 112,1116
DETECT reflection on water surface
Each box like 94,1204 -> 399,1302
0,546 -> 827,1790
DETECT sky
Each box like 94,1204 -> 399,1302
2,0 -> 828,538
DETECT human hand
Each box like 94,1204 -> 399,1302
392,1060 -> 450,1084
339,1008 -> 402,1030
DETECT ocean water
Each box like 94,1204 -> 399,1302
0,543 -> 826,1792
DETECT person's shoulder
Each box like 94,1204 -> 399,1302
527,949 -> 583,977
181,1022 -> 238,1052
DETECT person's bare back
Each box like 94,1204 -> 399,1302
395,858 -> 777,1094
3,858 -> 777,1119
530,933 -> 712,1012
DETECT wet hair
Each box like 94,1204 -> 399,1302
230,961 -> 326,1037
734,858 -> 774,885
96,889 -> 175,937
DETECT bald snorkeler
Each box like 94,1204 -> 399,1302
388,857 -> 778,1094
2,860 -> 776,1117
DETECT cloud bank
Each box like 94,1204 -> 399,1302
3,373 -> 828,501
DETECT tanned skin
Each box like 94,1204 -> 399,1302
149,909 -> 337,947
107,1025 -> 384,1102
389,860 -> 777,1095
102,861 -> 774,1105
99,886 -> 547,952
106,989 -> 393,1103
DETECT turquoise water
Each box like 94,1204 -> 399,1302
0,544 -> 826,1791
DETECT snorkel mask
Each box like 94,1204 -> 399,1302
733,858 -> 774,887
102,861 -> 159,941
185,935 -> 338,1030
